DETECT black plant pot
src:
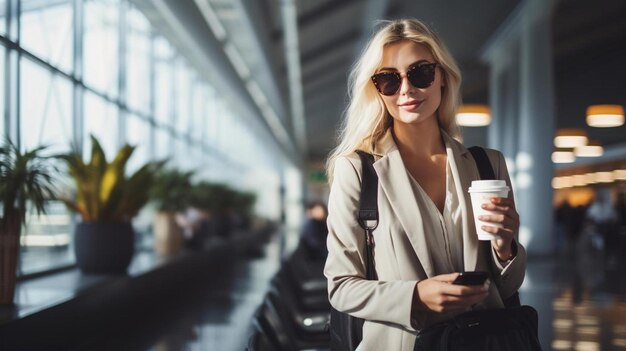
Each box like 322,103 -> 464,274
74,222 -> 135,274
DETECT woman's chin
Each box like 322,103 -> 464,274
394,112 -> 435,126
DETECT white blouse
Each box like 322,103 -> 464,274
405,139 -> 465,275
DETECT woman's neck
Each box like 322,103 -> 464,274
392,116 -> 445,160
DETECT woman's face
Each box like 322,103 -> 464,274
376,40 -> 444,126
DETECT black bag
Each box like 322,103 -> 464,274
413,305 -> 541,351
413,147 -> 542,351
329,151 -> 378,351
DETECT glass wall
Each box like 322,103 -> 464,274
83,91 -> 119,157
126,8 -> 151,115
83,0 -> 119,98
0,44 -> 5,137
1,0 -> 289,276
20,57 -> 73,154
20,0 -> 74,74
0,0 -> 6,36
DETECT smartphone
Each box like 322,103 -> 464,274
452,271 -> 489,286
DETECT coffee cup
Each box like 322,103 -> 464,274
468,180 -> 510,241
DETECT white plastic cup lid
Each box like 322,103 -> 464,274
468,180 -> 510,193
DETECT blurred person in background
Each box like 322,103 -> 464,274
299,201 -> 329,260
554,200 -> 573,254
586,188 -> 619,265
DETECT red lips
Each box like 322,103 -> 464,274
398,100 -> 423,111
399,100 -> 423,106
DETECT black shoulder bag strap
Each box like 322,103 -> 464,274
468,146 -> 495,180
467,146 -> 521,308
355,150 -> 379,280
329,151 -> 379,351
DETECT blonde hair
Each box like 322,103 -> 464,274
326,19 -> 463,182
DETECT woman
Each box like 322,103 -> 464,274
325,19 -> 526,350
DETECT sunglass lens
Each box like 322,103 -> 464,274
408,64 -> 436,89
373,72 -> 401,96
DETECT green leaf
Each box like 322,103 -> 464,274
0,139 -> 56,224
114,160 -> 164,221
100,144 -> 135,221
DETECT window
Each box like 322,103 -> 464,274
154,126 -> 172,160
126,113 -> 153,248
0,44 -> 4,137
190,82 -> 206,142
154,37 -> 173,127
19,54 -> 74,276
206,86 -> 219,147
175,59 -> 191,136
209,98 -> 223,153
83,91 -> 119,158
0,0 -> 6,36
126,7 -> 151,114
2,0 -> 293,277
220,108 -> 234,154
126,114 -> 151,173
20,202 -> 74,275
83,0 -> 119,97
20,0 -> 73,73
20,57 -> 73,153
190,142 -> 204,171
174,137 -> 192,170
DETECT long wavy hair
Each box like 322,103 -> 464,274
326,19 -> 463,182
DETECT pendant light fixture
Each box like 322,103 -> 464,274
551,148 -> 576,163
574,140 -> 603,157
554,128 -> 588,148
456,104 -> 491,127
586,105 -> 624,127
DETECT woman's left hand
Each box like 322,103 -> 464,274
477,197 -> 519,261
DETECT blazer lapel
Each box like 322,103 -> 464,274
443,132 -> 486,272
372,133 -> 436,278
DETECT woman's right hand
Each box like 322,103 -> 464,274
413,273 -> 490,313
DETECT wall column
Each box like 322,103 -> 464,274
482,0 -> 557,256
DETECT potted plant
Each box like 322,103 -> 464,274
189,181 -> 219,215
0,141 -> 56,305
57,135 -> 164,274
150,168 -> 194,256
190,182 -> 234,238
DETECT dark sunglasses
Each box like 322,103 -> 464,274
371,62 -> 438,96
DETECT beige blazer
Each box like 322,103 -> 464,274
325,130 -> 527,351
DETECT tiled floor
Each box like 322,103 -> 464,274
101,230 -> 626,351
522,231 -> 626,351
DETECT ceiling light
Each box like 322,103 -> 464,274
574,140 -> 603,157
554,129 -> 588,148
594,171 -> 614,183
586,105 -> 624,127
613,169 -> 626,180
572,174 -> 587,187
456,104 -> 491,126
552,176 -> 574,189
560,176 -> 574,188
552,149 -> 575,163
584,172 -> 598,184
552,340 -> 573,350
